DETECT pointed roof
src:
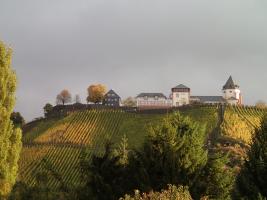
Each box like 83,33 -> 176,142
223,76 -> 238,90
172,84 -> 190,89
105,89 -> 120,98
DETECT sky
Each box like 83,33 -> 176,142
1,0 -> 267,121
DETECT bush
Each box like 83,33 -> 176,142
120,185 -> 192,200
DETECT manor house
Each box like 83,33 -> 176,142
136,76 -> 243,108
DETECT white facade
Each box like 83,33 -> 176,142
222,89 -> 241,102
172,92 -> 190,106
222,76 -> 242,105
136,94 -> 172,107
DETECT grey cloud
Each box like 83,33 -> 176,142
1,0 -> 267,121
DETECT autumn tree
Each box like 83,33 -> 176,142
87,84 -> 106,104
122,97 -> 137,107
56,89 -> 72,105
0,41 -> 22,198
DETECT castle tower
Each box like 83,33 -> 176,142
172,84 -> 190,107
222,76 -> 242,105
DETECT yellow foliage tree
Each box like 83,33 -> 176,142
87,84 -> 107,104
0,41 -> 22,198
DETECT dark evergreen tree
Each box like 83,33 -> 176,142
79,140 -> 134,200
236,115 -> 267,199
79,112 -> 234,200
10,112 -> 25,127
134,112 -> 234,199
43,103 -> 53,118
193,153 -> 234,200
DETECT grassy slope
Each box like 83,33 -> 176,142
18,107 -> 218,188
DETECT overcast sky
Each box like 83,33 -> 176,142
1,0 -> 267,121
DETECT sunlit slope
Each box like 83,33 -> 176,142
18,107 -> 219,188
221,106 -> 266,144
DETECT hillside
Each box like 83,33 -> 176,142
18,106 -> 218,188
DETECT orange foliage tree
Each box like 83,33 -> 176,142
87,84 -> 107,104
56,89 -> 72,105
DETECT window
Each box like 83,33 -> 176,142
144,96 -> 148,100
155,96 -> 158,100
176,93 -> 179,98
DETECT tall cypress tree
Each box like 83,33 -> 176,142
0,41 -> 22,198
236,115 -> 267,199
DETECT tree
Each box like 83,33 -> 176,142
135,113 -> 208,194
10,112 -> 25,127
75,94 -> 81,104
43,103 -> 53,118
0,40 -> 22,198
87,84 -> 106,104
79,112 -> 234,200
120,185 -> 192,200
255,100 -> 267,109
122,97 -> 137,107
79,138 -> 134,200
134,113 -> 234,199
236,115 -> 267,199
56,89 -> 72,105
194,153 -> 234,200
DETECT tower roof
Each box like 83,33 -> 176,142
223,76 -> 238,90
172,84 -> 190,89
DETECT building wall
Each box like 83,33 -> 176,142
136,97 -> 171,107
172,92 -> 190,107
226,99 -> 239,105
222,89 -> 240,100
103,97 -> 121,106
222,88 -> 241,105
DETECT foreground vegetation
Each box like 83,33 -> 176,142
7,104 -> 267,199
18,107 -> 217,188
0,41 -> 22,198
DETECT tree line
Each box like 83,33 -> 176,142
55,87 -> 136,107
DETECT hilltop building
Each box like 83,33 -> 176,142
136,93 -> 172,108
102,89 -> 121,107
171,84 -> 191,107
136,76 -> 242,108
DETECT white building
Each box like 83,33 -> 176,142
222,76 -> 242,105
190,76 -> 242,105
136,76 -> 242,108
136,93 -> 172,108
171,84 -> 190,107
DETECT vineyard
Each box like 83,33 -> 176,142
221,105 -> 266,144
18,107 -> 219,189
